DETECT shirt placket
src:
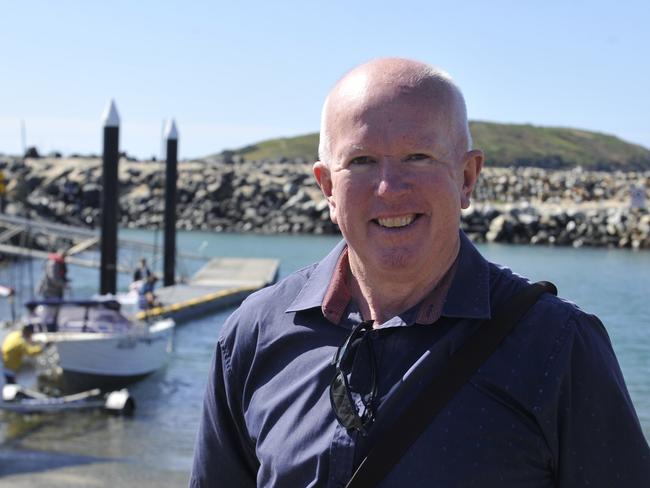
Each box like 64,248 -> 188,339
327,422 -> 358,488
327,309 -> 370,488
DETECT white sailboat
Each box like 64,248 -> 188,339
27,298 -> 174,392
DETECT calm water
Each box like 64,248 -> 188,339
0,231 -> 648,484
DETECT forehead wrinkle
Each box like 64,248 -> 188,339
333,106 -> 448,154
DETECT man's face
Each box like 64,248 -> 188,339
315,89 -> 480,277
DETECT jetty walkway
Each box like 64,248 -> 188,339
0,214 -> 280,320
135,257 -> 279,322
0,214 -> 208,271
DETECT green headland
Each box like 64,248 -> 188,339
216,122 -> 650,170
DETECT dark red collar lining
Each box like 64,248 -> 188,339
321,247 -> 457,326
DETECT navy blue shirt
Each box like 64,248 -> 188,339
190,234 -> 650,487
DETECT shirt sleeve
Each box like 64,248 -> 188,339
555,312 -> 650,487
189,339 -> 258,488
24,341 -> 44,356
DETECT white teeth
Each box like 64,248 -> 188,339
376,215 -> 416,228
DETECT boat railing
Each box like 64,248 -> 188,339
29,302 -> 133,335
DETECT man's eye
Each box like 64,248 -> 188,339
349,156 -> 375,165
405,154 -> 431,162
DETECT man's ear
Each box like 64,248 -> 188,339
313,161 -> 337,224
460,150 -> 484,209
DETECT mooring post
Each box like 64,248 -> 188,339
163,119 -> 178,287
100,100 -> 120,295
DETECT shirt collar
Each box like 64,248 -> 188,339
285,232 -> 492,321
321,249 -> 352,325
285,239 -> 347,313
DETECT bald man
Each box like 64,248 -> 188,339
190,59 -> 649,487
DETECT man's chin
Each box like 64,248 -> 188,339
368,247 -> 420,272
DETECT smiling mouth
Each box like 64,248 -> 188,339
373,214 -> 421,228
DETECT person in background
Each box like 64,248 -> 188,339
138,274 -> 161,310
190,58 -> 650,487
38,248 -> 69,300
0,168 -> 6,213
2,324 -> 46,384
37,248 -> 69,332
133,257 -> 152,283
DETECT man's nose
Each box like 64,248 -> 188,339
376,159 -> 411,197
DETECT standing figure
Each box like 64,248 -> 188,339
0,168 -> 6,213
133,257 -> 152,283
38,248 -> 69,300
37,248 -> 69,332
190,58 -> 650,487
138,274 -> 160,310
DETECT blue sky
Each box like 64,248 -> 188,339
1,0 -> 648,159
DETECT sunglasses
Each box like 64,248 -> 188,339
329,320 -> 378,434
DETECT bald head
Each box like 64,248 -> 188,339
318,58 -> 471,165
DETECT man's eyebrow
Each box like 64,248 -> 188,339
335,144 -> 367,159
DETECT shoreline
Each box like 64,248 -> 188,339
0,156 -> 648,250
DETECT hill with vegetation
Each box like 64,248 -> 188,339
217,122 -> 650,170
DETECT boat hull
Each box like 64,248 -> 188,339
56,370 -> 151,393
34,319 -> 174,392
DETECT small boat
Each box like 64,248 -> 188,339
25,298 -> 175,393
1,383 -> 135,414
0,285 -> 14,298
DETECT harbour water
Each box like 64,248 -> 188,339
0,230 -> 648,486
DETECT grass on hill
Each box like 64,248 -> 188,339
469,122 -> 650,170
216,122 -> 650,170
227,133 -> 319,163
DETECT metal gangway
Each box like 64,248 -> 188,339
0,214 -> 207,273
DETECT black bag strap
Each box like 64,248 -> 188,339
346,281 -> 558,488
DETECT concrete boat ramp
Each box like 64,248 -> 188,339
134,257 -> 279,322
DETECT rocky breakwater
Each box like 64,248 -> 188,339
121,157 -> 336,234
0,156 -> 338,236
466,167 -> 650,249
0,156 -> 648,249
463,205 -> 650,249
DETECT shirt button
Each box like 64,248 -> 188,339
370,330 -> 379,339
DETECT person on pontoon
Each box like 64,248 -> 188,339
37,248 -> 70,332
1,324 -> 47,385
38,248 -> 69,300
133,257 -> 152,283
138,274 -> 161,310
129,257 -> 153,295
